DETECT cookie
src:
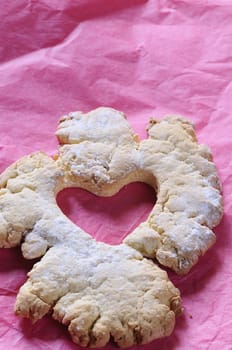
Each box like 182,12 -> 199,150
0,107 -> 223,347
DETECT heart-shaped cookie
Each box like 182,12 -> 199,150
0,107 -> 223,347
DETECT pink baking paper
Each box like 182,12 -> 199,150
0,1 -> 232,349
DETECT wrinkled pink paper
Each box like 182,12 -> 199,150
0,1 -> 232,349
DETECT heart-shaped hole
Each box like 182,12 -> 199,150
56,182 -> 156,245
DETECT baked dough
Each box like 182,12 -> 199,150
0,107 -> 223,347
56,107 -> 223,274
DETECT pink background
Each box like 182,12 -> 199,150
0,1 -> 232,349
